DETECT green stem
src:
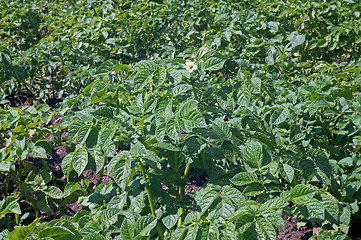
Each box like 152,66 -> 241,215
10,170 -> 40,218
174,144 -> 179,174
15,213 -> 19,225
5,174 -> 9,196
145,185 -> 156,217
17,160 -> 22,180
23,193 -> 40,218
177,163 -> 192,227
96,166 -> 105,187
192,84 -> 199,102
42,158 -> 52,174
139,158 -> 165,239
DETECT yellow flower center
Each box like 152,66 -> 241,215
189,64 -> 193,69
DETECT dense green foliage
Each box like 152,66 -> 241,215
1,0 -> 361,239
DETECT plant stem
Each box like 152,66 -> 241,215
17,160 -> 22,180
23,192 -> 40,218
96,166 -> 105,187
10,170 -> 40,218
145,185 -> 156,217
15,213 -> 19,225
177,163 -> 192,227
5,174 -> 9,196
139,158 -> 165,239
174,143 -> 179,174
41,158 -> 52,174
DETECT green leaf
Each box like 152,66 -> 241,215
300,199 -> 325,222
250,77 -> 262,94
94,59 -> 119,76
38,226 -> 79,240
38,193 -> 54,216
100,208 -> 122,228
88,148 -> 105,174
211,119 -> 232,139
222,185 -> 246,205
314,155 -> 332,185
155,122 -> 166,142
340,205 -> 351,225
195,187 -> 220,216
237,222 -> 257,240
310,230 -> 351,240
135,216 -> 157,237
242,140 -> 270,170
183,224 -> 199,240
319,194 -> 339,224
134,70 -> 154,91
255,218 -> 277,240
194,46 -> 219,59
167,119 -> 180,141
130,192 -> 146,214
68,121 -> 84,143
243,183 -> 264,196
179,100 -> 206,132
182,135 -> 204,165
168,69 -> 183,85
172,84 -> 192,97
130,142 -> 147,157
156,67 -> 166,87
162,213 -> 178,230
64,183 -> 82,198
170,225 -> 187,240
203,147 -> 226,180
0,197 -> 21,218
120,219 -> 134,240
113,159 -> 133,191
230,172 -> 258,186
8,218 -> 41,240
290,185 -> 317,205
288,33 -> 305,48
261,209 -> 285,231
280,163 -> 294,183
83,233 -> 106,240
46,186 -> 64,199
270,108 -> 289,125
262,197 -> 288,210
196,223 -> 219,239
61,153 -> 73,179
235,212 -> 255,229
91,107 -> 113,121
31,145 -> 48,159
0,229 -> 10,239
73,148 -> 88,176
204,57 -> 225,71
151,142 -> 180,151
224,30 -> 232,42
76,124 -> 92,145
114,64 -> 132,72
35,171 -> 52,185
300,158 -> 315,178
134,60 -> 157,70
144,150 -> 162,169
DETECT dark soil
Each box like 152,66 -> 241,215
5,92 -> 34,108
277,215 -> 322,240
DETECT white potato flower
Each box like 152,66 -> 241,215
184,59 -> 197,73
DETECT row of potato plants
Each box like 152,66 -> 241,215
1,0 -> 360,102
1,49 -> 360,239
0,0 -> 361,239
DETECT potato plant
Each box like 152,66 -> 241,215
1,0 -> 361,239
